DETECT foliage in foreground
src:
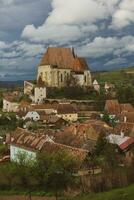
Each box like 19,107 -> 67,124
63,184 -> 134,200
0,151 -> 77,200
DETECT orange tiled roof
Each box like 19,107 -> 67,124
11,128 -> 88,163
3,94 -> 16,102
63,121 -> 109,142
119,112 -> 134,123
105,100 -> 121,115
56,103 -> 77,114
39,47 -> 89,72
120,104 -> 134,113
114,122 -> 134,136
32,104 -> 55,110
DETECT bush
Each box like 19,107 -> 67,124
0,144 -> 9,157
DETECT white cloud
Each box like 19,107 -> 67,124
16,41 -> 45,57
77,35 -> 134,58
0,41 -> 8,49
0,40 -> 46,58
0,0 -> 15,6
22,0 -> 120,44
111,0 -> 134,29
104,57 -> 127,66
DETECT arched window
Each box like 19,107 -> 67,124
84,75 -> 87,83
61,74 -> 63,82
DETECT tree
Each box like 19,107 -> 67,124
116,85 -> 134,106
12,153 -> 37,200
36,151 -> 77,200
94,133 -> 120,171
101,113 -> 118,129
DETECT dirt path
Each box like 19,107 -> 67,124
0,196 -> 55,200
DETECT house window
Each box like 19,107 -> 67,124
84,75 -> 87,83
61,74 -> 63,82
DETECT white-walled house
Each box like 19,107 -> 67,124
10,128 -> 88,164
3,98 -> 19,112
23,111 -> 40,121
10,129 -> 53,162
24,81 -> 34,96
34,86 -> 46,104
93,80 -> 100,93
10,145 -> 36,163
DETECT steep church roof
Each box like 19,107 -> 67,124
39,47 -> 89,72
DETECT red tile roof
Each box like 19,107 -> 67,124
119,137 -> 134,150
39,47 -> 89,72
119,112 -> 134,123
105,100 -> 121,115
120,104 -> 134,113
11,128 -> 88,163
114,122 -> 134,136
56,103 -> 77,114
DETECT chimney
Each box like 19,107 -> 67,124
124,116 -> 127,123
121,130 -> 124,138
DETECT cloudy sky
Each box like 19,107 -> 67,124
0,0 -> 134,81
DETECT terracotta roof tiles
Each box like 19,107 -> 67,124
11,128 -> 88,163
39,47 -> 89,72
105,100 -> 121,115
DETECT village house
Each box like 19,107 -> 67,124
22,109 -> 67,128
55,120 -> 112,150
24,81 -> 47,104
17,102 -> 76,124
34,86 -> 46,104
3,95 -> 19,112
105,100 -> 134,116
18,101 -> 31,112
104,100 -> 121,116
107,133 -> 134,164
9,128 -> 88,165
93,80 -> 100,93
26,103 -> 78,122
24,81 -> 34,96
104,82 -> 115,93
114,122 -> 134,136
37,47 -> 92,88
31,104 -> 57,114
40,115 -> 67,128
23,111 -> 40,121
56,103 -> 78,122
119,112 -> 134,123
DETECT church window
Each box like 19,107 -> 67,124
84,75 -> 87,83
61,74 -> 63,82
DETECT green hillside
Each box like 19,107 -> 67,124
93,66 -> 134,86
65,184 -> 134,200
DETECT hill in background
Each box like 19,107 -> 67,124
93,66 -> 134,86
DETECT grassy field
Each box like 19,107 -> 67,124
0,184 -> 134,199
64,184 -> 134,200
93,66 -> 134,86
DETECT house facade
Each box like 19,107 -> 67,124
93,80 -> 100,92
37,47 -> 92,88
24,81 -> 34,96
10,128 -> 88,164
56,103 -> 78,122
34,86 -> 46,104
23,111 -> 40,121
10,145 -> 36,162
3,98 -> 19,112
